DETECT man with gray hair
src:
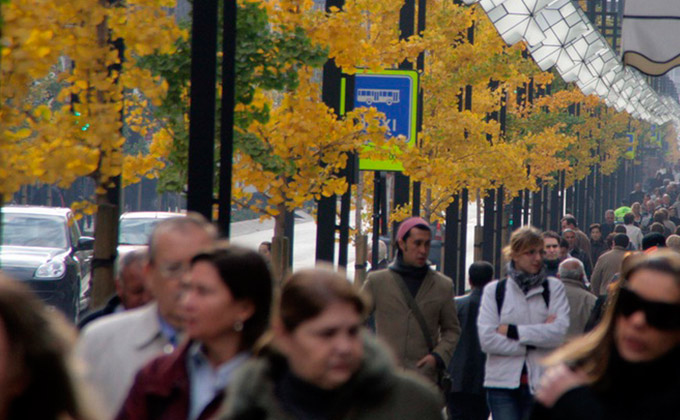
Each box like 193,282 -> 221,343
666,234 -> 680,252
557,258 -> 596,338
367,239 -> 388,272
78,249 -> 152,329
77,213 -> 216,418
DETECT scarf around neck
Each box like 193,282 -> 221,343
388,252 -> 429,280
506,261 -> 546,294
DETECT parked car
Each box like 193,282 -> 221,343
0,206 -> 94,321
118,211 -> 183,260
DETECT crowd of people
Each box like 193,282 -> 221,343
0,206 -> 678,420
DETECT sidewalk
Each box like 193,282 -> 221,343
230,203 -> 479,287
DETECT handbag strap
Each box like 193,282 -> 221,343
390,271 -> 435,352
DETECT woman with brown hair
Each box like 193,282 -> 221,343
531,250 -> 680,419
477,226 -> 570,420
218,267 -> 443,420
118,245 -> 273,420
0,275 -> 94,420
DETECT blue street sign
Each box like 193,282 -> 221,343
346,70 -> 418,171
625,132 -> 635,159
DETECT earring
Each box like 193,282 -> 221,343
233,320 -> 244,332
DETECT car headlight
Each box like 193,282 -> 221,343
35,261 -> 66,279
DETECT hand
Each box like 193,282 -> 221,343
535,364 -> 589,408
416,354 -> 436,369
545,314 -> 557,324
497,324 -> 509,335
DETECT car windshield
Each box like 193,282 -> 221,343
119,218 -> 160,245
1,214 -> 68,249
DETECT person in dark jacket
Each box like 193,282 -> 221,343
447,261 -> 494,420
542,231 -> 563,277
217,267 -> 443,420
78,249 -> 151,329
118,246 -> 273,420
600,210 -> 616,239
563,229 -> 592,278
642,232 -> 666,252
530,250 -> 680,420
628,182 -> 645,206
588,224 -> 607,266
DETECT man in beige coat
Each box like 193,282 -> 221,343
557,258 -> 596,338
590,233 -> 630,296
362,217 -> 460,383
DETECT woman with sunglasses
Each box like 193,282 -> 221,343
531,249 -> 680,420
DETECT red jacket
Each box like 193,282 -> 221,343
116,341 -> 223,420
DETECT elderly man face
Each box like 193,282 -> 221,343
563,230 -> 577,250
605,211 -> 615,224
663,194 -> 671,206
117,259 -> 151,310
146,222 -> 214,329
646,200 -> 656,213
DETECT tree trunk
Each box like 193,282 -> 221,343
425,188 -> 433,222
0,195 -> 3,270
90,196 -> 118,308
354,177 -> 365,285
354,234 -> 368,286
89,1 -> 121,310
270,204 -> 289,284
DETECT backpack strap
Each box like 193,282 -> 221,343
496,278 -> 550,316
495,278 -> 507,316
390,272 -> 435,352
541,278 -> 551,308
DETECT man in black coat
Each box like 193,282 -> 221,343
563,229 -> 593,278
447,261 -> 494,420
629,182 -> 645,206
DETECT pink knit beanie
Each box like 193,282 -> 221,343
396,217 -> 431,242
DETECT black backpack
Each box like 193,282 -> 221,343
495,278 -> 550,315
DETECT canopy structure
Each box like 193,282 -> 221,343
622,1 -> 680,77
463,0 -> 680,134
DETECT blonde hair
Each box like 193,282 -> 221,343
503,226 -> 544,261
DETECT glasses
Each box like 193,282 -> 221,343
157,261 -> 191,279
616,287 -> 680,331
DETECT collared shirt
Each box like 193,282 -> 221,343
186,342 -> 249,420
157,312 -> 180,346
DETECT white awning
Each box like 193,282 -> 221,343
622,1 -> 680,76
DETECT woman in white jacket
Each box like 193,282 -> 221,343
477,226 -> 570,420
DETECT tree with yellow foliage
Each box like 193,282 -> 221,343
232,69 -> 389,279
1,0 -> 183,304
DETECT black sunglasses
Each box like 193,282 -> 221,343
616,287 -> 680,331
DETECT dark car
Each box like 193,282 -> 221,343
0,206 -> 94,321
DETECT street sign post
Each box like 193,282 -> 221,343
625,132 -> 635,160
341,69 -> 418,171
